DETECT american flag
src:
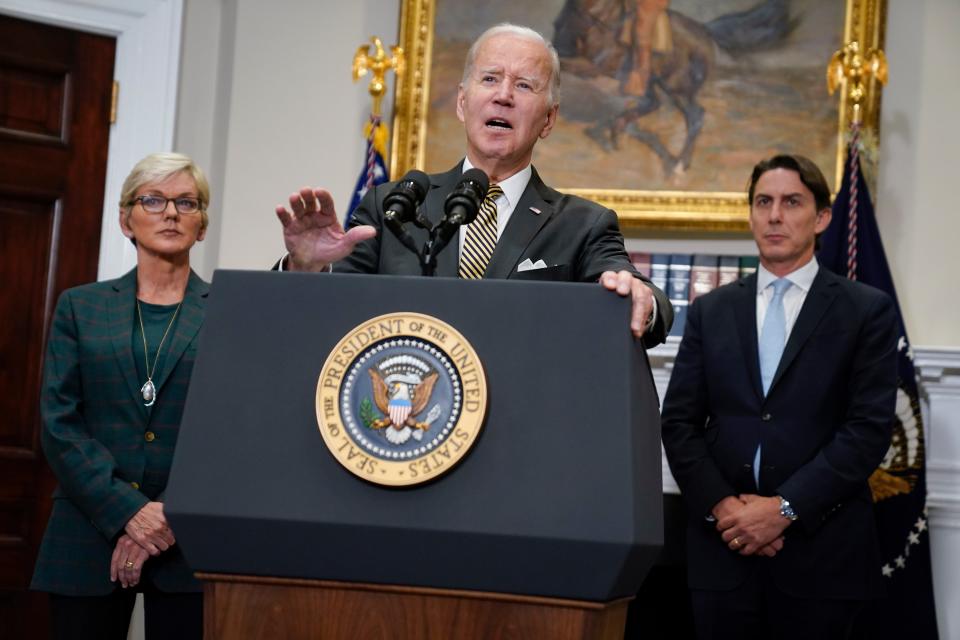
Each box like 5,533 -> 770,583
818,129 -> 939,639
346,114 -> 389,227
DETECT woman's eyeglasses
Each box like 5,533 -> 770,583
131,195 -> 202,215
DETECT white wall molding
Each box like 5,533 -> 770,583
648,338 -> 680,494
916,347 -> 960,539
0,0 -> 183,281
916,347 -> 960,395
927,461 -> 960,529
915,348 -> 960,639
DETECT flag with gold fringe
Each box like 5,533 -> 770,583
818,127 -> 939,639
346,114 -> 389,226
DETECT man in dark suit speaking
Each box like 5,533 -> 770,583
660,154 -> 898,639
274,23 -> 672,346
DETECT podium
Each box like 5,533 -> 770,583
166,271 -> 663,639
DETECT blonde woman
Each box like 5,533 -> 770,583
32,153 -> 209,639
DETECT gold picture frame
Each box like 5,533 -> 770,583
390,0 -> 886,231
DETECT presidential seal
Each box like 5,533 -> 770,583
316,312 -> 487,486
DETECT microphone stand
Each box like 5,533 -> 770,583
383,214 -> 421,257
419,237 -> 440,277
387,216 -> 445,277
420,223 -> 462,276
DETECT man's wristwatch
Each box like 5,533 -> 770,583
778,496 -> 798,521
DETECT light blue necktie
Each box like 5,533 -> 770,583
754,278 -> 792,487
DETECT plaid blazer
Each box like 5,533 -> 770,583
31,268 -> 208,595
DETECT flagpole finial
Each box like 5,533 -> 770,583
827,40 -> 888,126
353,36 -> 404,117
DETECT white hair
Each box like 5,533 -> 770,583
461,23 -> 561,106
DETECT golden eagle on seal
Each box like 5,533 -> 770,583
368,369 -> 439,444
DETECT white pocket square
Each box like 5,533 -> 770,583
517,258 -> 548,272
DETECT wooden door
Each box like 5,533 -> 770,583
0,13 -> 115,638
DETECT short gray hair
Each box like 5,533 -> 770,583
119,152 -> 210,231
461,23 -> 561,106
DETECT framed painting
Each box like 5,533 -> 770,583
389,0 -> 886,230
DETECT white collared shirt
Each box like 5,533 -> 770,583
755,257 -> 820,342
457,158 -> 532,258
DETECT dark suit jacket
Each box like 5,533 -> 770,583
660,267 -> 897,599
339,163 -> 673,347
31,268 -> 208,595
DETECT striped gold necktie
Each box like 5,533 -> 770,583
458,183 -> 503,279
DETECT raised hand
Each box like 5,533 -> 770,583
275,187 -> 377,271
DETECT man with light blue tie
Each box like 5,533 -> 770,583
661,154 -> 898,640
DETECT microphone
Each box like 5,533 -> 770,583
431,168 -> 489,254
383,170 -> 430,228
442,168 -> 489,228
382,170 -> 430,254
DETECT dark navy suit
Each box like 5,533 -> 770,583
661,267 -> 897,608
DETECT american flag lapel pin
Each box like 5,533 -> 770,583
529,206 -> 542,215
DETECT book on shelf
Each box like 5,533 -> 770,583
718,255 -> 741,286
689,254 -> 719,302
628,252 -> 651,278
650,253 -> 670,293
635,253 -> 760,337
667,254 -> 692,337
667,254 -> 692,299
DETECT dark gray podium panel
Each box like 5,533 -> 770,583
166,270 -> 663,601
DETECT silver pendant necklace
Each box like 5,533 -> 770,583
136,299 -> 182,407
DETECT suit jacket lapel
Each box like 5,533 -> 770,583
152,270 -> 209,395
486,167 -> 558,279
108,268 -> 147,418
733,273 -> 764,401
768,268 -> 840,394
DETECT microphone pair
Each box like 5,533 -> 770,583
381,168 -> 490,266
